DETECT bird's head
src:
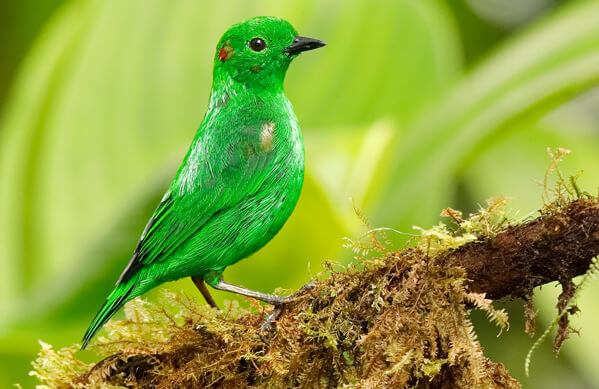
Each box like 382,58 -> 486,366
213,16 -> 326,91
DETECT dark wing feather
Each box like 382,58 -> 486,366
116,193 -> 174,284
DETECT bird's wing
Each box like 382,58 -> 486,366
117,113 -> 279,285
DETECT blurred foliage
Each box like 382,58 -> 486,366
0,0 -> 64,105
1,0 -> 599,387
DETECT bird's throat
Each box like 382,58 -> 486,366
209,66 -> 286,108
208,72 -> 287,112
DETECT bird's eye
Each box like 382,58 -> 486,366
249,38 -> 267,52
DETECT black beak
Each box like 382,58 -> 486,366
284,36 -> 327,55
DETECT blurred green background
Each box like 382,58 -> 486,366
2,0 -> 599,387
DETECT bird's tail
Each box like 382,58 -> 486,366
81,281 -> 135,350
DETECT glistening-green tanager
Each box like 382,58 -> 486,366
81,16 -> 325,349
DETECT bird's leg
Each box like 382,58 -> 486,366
206,274 -> 315,332
202,271 -> 315,331
191,276 -> 219,309
210,278 -> 287,305
208,272 -> 316,305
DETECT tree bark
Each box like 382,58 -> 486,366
447,198 -> 599,299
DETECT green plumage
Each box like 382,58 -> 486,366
82,16 -> 325,349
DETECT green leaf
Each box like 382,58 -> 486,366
288,0 -> 462,127
0,0 -> 94,323
370,0 -> 599,232
305,120 -> 396,233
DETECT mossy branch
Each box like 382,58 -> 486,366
29,151 -> 599,389
449,197 -> 599,300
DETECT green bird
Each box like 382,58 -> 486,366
81,16 -> 325,350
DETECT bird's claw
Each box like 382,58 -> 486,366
259,307 -> 282,333
259,281 -> 316,335
295,281 -> 317,295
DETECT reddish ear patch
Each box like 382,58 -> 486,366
218,47 -> 228,61
218,42 -> 235,62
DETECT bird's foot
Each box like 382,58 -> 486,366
259,281 -> 316,333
